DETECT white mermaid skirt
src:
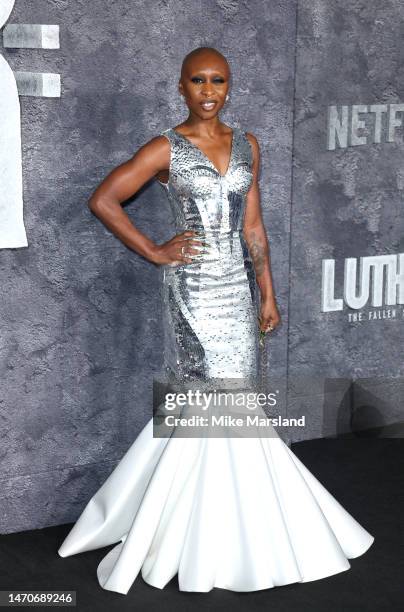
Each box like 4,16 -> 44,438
57,414 -> 374,594
58,233 -> 373,593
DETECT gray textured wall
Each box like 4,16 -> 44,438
289,0 -> 404,441
0,0 -> 295,532
1,0 -> 403,534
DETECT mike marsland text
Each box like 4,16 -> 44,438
163,414 -> 306,427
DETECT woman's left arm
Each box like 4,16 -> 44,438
243,132 -> 281,333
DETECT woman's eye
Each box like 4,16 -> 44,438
191,77 -> 225,84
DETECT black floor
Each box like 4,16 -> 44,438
1,438 -> 403,612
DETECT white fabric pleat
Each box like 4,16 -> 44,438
58,415 -> 374,594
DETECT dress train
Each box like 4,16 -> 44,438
58,416 -> 374,594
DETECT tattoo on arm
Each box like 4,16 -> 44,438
249,230 -> 266,276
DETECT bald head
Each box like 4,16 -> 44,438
180,47 -> 230,80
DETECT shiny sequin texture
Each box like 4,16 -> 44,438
158,126 -> 259,385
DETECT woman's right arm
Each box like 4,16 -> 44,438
88,135 -> 201,265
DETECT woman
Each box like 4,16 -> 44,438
58,46 -> 374,593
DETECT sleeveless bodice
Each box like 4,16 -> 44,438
158,126 -> 253,234
157,125 -> 259,383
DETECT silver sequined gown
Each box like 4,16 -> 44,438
158,126 -> 259,385
57,125 -> 374,595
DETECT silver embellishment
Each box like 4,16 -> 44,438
158,127 -> 259,385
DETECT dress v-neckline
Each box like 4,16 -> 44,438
171,127 -> 236,178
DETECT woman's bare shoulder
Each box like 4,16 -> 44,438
245,131 -> 259,148
129,132 -> 170,164
139,132 -> 170,152
244,131 -> 261,166
119,133 -> 171,185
